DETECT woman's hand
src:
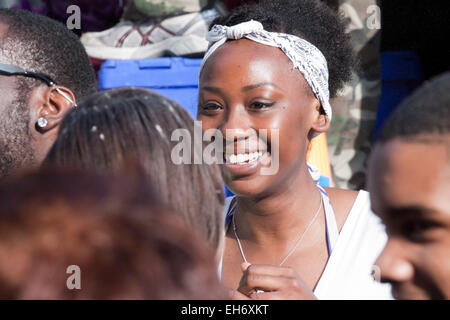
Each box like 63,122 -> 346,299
229,263 -> 317,300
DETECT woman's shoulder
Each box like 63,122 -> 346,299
322,187 -> 364,231
323,187 -> 360,201
324,188 -> 385,243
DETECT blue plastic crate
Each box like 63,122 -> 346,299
98,57 -> 202,117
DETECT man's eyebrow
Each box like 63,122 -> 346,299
387,205 -> 438,217
242,82 -> 283,91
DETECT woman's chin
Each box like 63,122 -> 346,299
224,174 -> 272,198
222,152 -> 275,196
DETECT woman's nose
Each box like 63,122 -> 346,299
220,104 -> 252,141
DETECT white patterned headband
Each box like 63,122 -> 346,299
200,20 -> 332,121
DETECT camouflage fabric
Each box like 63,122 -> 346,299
326,0 -> 381,190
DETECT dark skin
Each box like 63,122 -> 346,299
0,22 -> 76,177
368,138 -> 450,299
198,39 -> 358,299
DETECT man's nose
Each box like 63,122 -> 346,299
375,237 -> 414,284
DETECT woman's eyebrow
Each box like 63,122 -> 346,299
242,82 -> 283,92
199,86 -> 224,94
200,83 -> 283,94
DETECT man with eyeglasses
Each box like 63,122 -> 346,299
0,8 -> 96,179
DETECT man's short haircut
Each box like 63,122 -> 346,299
376,72 -> 450,144
0,9 -> 97,101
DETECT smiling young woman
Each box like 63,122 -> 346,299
197,0 -> 392,299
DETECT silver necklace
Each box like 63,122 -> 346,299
232,194 -> 323,267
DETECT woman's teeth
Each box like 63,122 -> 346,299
225,152 -> 264,164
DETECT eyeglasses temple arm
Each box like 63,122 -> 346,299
54,87 -> 77,107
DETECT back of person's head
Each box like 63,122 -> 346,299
0,8 -> 97,101
211,0 -> 355,99
376,72 -> 450,145
44,87 -> 224,251
0,168 -> 226,299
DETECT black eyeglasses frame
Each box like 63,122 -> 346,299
0,63 -> 56,87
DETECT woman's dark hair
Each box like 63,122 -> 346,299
0,168 -> 226,299
44,87 -> 224,250
211,0 -> 355,99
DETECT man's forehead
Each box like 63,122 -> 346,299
0,22 -> 8,41
374,138 -> 448,171
369,138 -> 450,215
0,22 -> 18,93
0,22 -> 11,65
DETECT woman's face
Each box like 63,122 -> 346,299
198,39 -> 324,197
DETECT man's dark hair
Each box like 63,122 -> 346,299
211,0 -> 356,99
376,72 -> 450,144
0,9 -> 97,101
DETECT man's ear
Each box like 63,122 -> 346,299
310,99 -> 330,136
34,86 -> 76,133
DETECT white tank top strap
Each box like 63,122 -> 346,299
317,185 -> 339,254
225,197 -> 237,230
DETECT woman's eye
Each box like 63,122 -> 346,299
200,103 -> 223,111
249,101 -> 275,109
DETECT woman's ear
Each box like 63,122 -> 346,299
34,86 -> 76,133
310,100 -> 330,135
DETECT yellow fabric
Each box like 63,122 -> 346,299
307,134 -> 333,186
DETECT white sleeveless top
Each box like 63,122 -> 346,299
219,190 -> 393,300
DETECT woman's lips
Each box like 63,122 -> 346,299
224,151 -> 263,164
223,151 -> 271,176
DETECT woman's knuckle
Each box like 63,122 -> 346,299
247,265 -> 257,275
247,274 -> 259,287
288,278 -> 299,288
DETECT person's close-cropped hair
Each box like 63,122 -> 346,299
44,87 -> 224,252
0,168 -> 226,299
368,72 -> 450,299
376,72 -> 450,144
0,8 -> 97,101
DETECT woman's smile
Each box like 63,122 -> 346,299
198,39 -> 321,195
223,150 -> 271,176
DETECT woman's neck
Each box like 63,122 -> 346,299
233,166 -> 323,246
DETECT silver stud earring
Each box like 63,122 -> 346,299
37,117 -> 48,128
